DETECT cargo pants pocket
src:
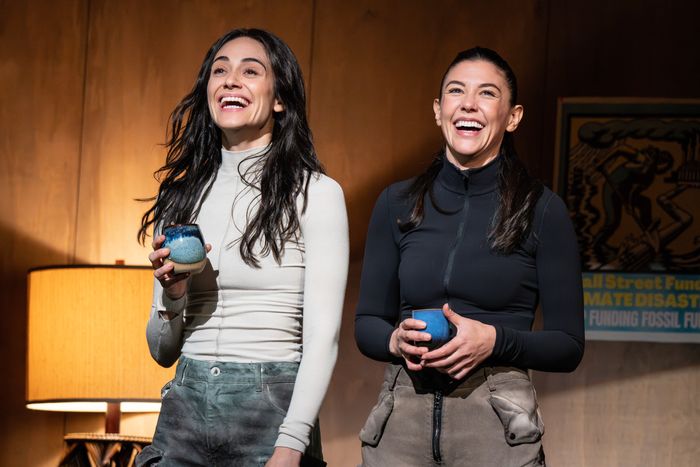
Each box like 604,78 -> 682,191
359,390 -> 394,447
359,364 -> 402,447
487,371 -> 544,446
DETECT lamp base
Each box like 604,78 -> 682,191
106,402 -> 120,434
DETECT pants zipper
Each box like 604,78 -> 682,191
432,390 -> 443,463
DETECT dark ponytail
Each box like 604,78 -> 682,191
398,153 -> 445,230
490,133 -> 543,253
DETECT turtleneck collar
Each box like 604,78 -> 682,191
220,144 -> 270,176
437,154 -> 500,195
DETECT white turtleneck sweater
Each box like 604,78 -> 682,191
146,146 -> 349,453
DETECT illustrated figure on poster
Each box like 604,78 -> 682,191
591,145 -> 673,261
564,119 -> 700,271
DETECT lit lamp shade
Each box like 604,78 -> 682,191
26,266 -> 174,414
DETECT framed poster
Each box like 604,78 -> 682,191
555,98 -> 700,342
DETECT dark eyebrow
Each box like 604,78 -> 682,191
444,80 -> 464,88
443,80 -> 502,92
212,55 -> 267,70
479,82 -> 501,91
241,58 -> 267,69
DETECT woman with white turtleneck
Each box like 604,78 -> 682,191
137,29 -> 348,467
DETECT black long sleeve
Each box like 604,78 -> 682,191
354,187 -> 404,362
491,193 -> 585,371
354,157 -> 584,372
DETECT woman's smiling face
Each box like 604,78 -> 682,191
207,37 -> 284,150
433,59 -> 523,169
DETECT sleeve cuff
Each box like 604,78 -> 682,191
158,292 -> 187,319
384,331 -> 394,360
274,433 -> 307,453
491,323 -> 506,361
384,331 -> 403,364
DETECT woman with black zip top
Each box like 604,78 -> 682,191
355,47 -> 584,466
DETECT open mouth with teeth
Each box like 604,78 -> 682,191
219,95 -> 250,110
454,120 -> 484,132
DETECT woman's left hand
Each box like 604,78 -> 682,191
420,303 -> 497,380
264,447 -> 303,467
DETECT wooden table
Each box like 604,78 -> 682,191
59,433 -> 152,467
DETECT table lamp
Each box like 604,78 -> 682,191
26,265 -> 174,433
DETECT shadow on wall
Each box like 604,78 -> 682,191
320,260 -> 385,450
534,340 -> 700,395
0,220 -> 81,465
0,220 -> 84,409
340,133 -> 444,261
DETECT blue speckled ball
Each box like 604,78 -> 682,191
163,225 -> 206,263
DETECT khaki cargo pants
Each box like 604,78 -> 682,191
360,364 -> 545,467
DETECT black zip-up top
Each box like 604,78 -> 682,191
354,156 -> 584,372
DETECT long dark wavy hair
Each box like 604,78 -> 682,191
138,28 -> 323,266
400,47 -> 543,254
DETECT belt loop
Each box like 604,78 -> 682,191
484,367 -> 496,392
256,363 -> 263,392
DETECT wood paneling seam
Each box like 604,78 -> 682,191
307,0 -> 317,120
539,0 -> 554,185
71,0 -> 92,265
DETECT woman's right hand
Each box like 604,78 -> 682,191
389,318 -> 431,371
148,234 -> 190,300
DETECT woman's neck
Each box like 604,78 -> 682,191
221,129 -> 273,151
445,149 -> 499,171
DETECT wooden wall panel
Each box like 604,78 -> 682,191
74,0 -> 314,266
309,2 -> 548,465
534,342 -> 700,466
0,0 -> 88,466
535,2 -> 700,466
